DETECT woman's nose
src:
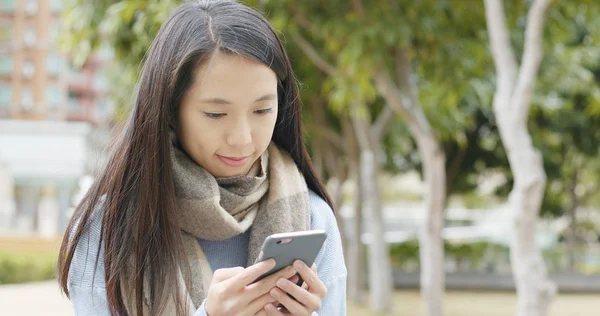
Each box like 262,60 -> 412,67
226,121 -> 252,147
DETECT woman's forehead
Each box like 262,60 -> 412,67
189,52 -> 278,103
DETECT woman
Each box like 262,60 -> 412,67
57,1 -> 347,315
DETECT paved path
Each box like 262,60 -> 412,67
0,281 -> 74,316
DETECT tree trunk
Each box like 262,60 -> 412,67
484,1 -> 557,315
417,136 -> 446,316
287,23 -> 394,312
351,107 -> 392,312
326,173 -> 348,261
373,48 -> 447,316
567,199 -> 578,272
344,116 -> 368,304
359,149 -> 392,312
347,165 -> 367,304
502,122 -> 555,316
566,169 -> 579,272
312,144 -> 324,180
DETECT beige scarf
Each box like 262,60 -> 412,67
122,141 -> 311,315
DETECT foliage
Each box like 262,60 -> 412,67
0,251 -> 57,284
530,1 -> 600,217
60,0 -> 180,117
59,0 -> 600,219
389,239 -> 600,274
389,239 -> 507,272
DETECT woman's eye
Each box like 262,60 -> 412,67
204,112 -> 226,119
255,108 -> 273,115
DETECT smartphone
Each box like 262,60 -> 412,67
252,229 -> 327,285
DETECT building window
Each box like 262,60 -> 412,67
24,26 -> 36,47
46,85 -> 62,109
21,87 -> 34,110
0,0 -> 16,13
24,0 -> 37,16
68,90 -> 80,110
22,59 -> 34,79
0,55 -> 11,76
0,85 -> 10,108
47,54 -> 62,76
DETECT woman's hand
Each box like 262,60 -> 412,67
263,260 -> 327,316
204,259 -> 299,316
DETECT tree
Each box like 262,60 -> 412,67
484,0 -> 557,315
532,0 -> 600,270
260,1 -> 507,314
266,1 -> 449,312
373,52 -> 447,316
257,1 -> 399,311
63,0 -> 395,310
60,0 -> 180,118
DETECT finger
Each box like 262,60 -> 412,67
254,309 -> 268,316
294,260 -> 327,298
212,266 -> 245,283
247,292 -> 278,315
225,259 -> 276,289
245,265 -> 297,297
265,302 -> 285,316
276,277 -> 321,312
270,287 -> 308,315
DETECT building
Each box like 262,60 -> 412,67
0,0 -> 114,236
0,0 -> 65,120
67,51 -> 114,126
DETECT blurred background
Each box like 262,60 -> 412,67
0,0 -> 599,315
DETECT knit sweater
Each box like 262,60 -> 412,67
67,191 -> 347,315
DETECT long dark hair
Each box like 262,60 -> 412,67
57,1 -> 333,315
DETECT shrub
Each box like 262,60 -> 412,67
0,251 -> 57,284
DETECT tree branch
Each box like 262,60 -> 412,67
370,104 -> 394,141
351,0 -> 365,19
484,0 -> 519,105
288,2 -> 321,35
373,70 -> 424,137
290,30 -> 338,77
349,103 -> 373,150
512,0 -> 553,124
309,124 -> 345,150
375,48 -> 440,143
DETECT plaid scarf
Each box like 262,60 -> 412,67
122,141 -> 311,314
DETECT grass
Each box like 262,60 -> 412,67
347,290 -> 600,316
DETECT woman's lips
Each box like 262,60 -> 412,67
217,155 -> 250,167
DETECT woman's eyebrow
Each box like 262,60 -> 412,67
200,94 -> 277,105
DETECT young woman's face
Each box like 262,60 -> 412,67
178,52 -> 278,177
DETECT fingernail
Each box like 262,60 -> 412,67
270,288 -> 281,298
294,260 -> 303,270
